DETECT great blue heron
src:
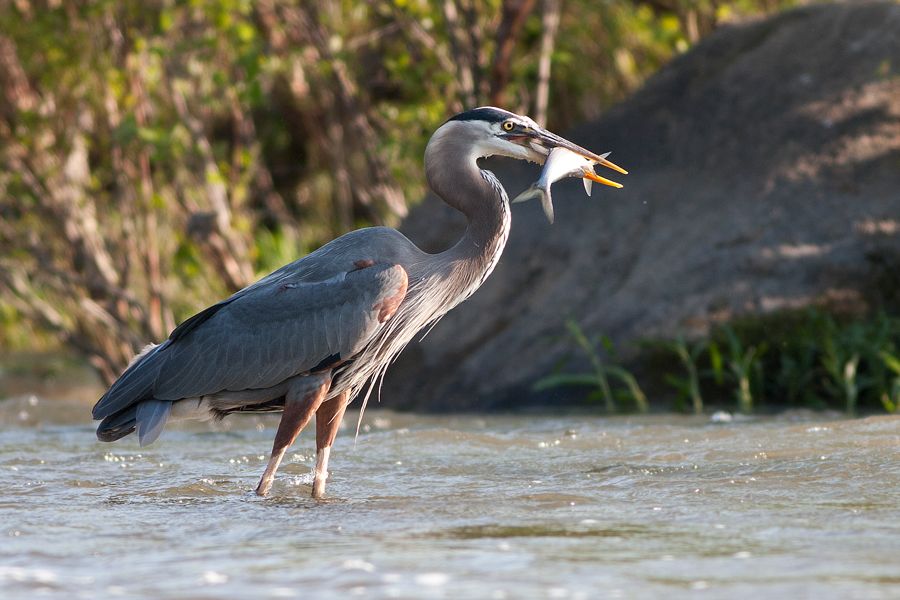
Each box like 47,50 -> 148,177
92,107 -> 626,498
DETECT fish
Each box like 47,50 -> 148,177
512,146 -> 623,223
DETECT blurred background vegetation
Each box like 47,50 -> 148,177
1,0 -> 810,389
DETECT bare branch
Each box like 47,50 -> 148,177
534,0 -> 561,127
442,0 -> 477,107
170,81 -> 255,290
490,0 -> 537,108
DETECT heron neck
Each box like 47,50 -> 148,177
426,154 -> 512,302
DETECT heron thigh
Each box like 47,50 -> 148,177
271,374 -> 332,450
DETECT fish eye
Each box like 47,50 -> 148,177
502,120 -> 515,132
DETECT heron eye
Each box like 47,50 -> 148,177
502,121 -> 515,132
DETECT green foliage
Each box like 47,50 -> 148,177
674,310 -> 900,414
535,320 -> 648,413
716,326 -> 766,414
819,321 -> 862,415
719,310 -> 900,414
550,308 -> 900,415
656,336 -> 706,414
252,228 -> 308,277
878,351 -> 900,413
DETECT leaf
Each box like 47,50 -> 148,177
709,341 -> 723,384
880,351 -> 900,375
664,373 -> 690,394
606,366 -> 649,413
600,335 -> 615,355
137,127 -> 163,144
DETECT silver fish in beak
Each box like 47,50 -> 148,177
512,147 -> 624,224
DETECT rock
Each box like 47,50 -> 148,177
386,1 -> 900,411
709,411 -> 734,424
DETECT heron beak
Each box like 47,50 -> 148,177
583,169 -> 623,189
528,127 -> 627,186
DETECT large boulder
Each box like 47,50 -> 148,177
386,1 -> 900,411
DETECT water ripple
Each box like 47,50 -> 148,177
0,408 -> 898,599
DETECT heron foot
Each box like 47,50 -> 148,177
255,448 -> 286,496
312,447 -> 330,499
255,477 -> 272,497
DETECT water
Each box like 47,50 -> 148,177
1,395 -> 899,599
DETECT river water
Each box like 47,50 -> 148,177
1,394 -> 898,599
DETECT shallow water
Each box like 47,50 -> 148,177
1,395 -> 899,599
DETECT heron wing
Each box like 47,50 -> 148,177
92,262 -> 407,418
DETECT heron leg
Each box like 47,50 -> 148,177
312,391 -> 349,499
255,374 -> 331,497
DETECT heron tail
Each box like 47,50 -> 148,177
135,400 -> 171,446
96,399 -> 171,446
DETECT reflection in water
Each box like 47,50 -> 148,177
1,395 -> 899,599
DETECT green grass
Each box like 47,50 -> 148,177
534,320 -> 648,413
654,336 -> 706,415
541,308 -> 900,415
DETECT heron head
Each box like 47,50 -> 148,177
445,106 -> 626,186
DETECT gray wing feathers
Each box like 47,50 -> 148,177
92,342 -> 167,419
153,263 -> 407,400
93,226 -> 419,437
93,263 -> 406,420
136,399 -> 171,446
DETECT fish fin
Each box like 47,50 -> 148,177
512,185 -> 542,204
583,178 -> 593,196
540,190 -> 555,224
